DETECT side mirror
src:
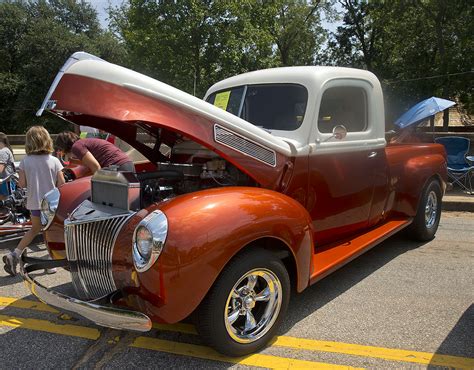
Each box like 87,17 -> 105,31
322,125 -> 347,142
332,125 -> 347,140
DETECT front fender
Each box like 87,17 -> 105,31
134,187 -> 313,323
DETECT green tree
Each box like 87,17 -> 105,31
257,0 -> 329,66
0,0 -> 127,134
324,1 -> 381,70
328,0 -> 473,120
109,0 -> 330,97
110,0 -> 272,97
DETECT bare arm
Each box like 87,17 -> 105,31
18,169 -> 26,188
81,151 -> 101,174
56,170 -> 65,187
0,164 -> 5,174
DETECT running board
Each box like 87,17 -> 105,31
310,218 -> 412,285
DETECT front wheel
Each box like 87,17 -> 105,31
408,179 -> 442,241
196,249 -> 290,357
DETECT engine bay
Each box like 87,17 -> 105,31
88,135 -> 255,211
132,130 -> 256,208
138,157 -> 254,208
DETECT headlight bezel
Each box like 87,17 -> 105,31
40,188 -> 60,229
132,210 -> 168,272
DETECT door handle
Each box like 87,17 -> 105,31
368,151 -> 377,158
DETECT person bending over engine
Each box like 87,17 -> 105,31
55,131 -> 134,174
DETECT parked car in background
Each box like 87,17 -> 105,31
22,52 -> 447,357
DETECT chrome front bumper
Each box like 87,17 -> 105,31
20,256 -> 152,332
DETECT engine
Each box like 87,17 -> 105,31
139,158 -> 252,208
91,158 -> 253,211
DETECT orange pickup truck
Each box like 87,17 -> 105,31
22,52 -> 447,357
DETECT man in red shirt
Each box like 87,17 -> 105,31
55,131 -> 134,174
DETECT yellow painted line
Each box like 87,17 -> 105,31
0,297 -> 196,333
132,336 -> 357,369
150,317 -> 474,369
272,336 -> 474,370
0,313 -> 357,369
0,296 -> 59,314
3,296 -> 473,369
0,314 -> 100,340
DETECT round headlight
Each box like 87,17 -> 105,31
136,226 -> 153,259
40,188 -> 60,229
132,210 -> 168,272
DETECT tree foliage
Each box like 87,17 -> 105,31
327,0 -> 473,120
0,0 -> 472,134
109,0 -> 329,97
0,0 -> 126,134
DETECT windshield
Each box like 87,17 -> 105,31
207,84 -> 308,131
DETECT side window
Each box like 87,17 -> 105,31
242,84 -> 307,131
207,84 -> 308,131
318,86 -> 367,133
206,87 -> 245,116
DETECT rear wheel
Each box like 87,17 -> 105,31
408,179 -> 442,241
196,249 -> 290,357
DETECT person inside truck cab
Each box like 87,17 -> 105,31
55,131 -> 134,174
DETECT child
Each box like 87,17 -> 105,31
0,132 -> 15,201
3,126 -> 65,276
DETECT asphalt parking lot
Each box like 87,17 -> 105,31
0,211 -> 473,369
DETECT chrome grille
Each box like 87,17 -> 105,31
65,214 -> 131,299
214,124 -> 277,167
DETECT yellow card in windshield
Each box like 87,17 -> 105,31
214,91 -> 231,110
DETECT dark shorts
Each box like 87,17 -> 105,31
0,180 -> 15,196
30,210 -> 41,217
0,182 -> 9,196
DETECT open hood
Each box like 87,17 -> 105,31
38,52 -> 293,188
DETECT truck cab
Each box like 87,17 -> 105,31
205,67 -> 388,245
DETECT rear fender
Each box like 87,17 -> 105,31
393,148 -> 447,216
137,187 -> 313,323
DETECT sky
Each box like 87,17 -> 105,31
86,0 -> 123,27
87,0 -> 341,32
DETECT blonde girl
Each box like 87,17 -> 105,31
3,126 -> 65,276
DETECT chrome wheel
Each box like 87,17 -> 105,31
224,268 -> 282,343
425,190 -> 438,228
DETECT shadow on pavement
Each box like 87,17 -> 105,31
0,284 -> 95,369
0,273 -> 23,287
2,230 -> 430,338
3,231 -> 466,368
428,304 -> 474,367
0,283 -> 247,369
0,236 -> 48,287
0,235 -> 44,252
280,232 -> 428,333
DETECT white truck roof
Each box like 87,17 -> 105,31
206,66 -> 386,150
